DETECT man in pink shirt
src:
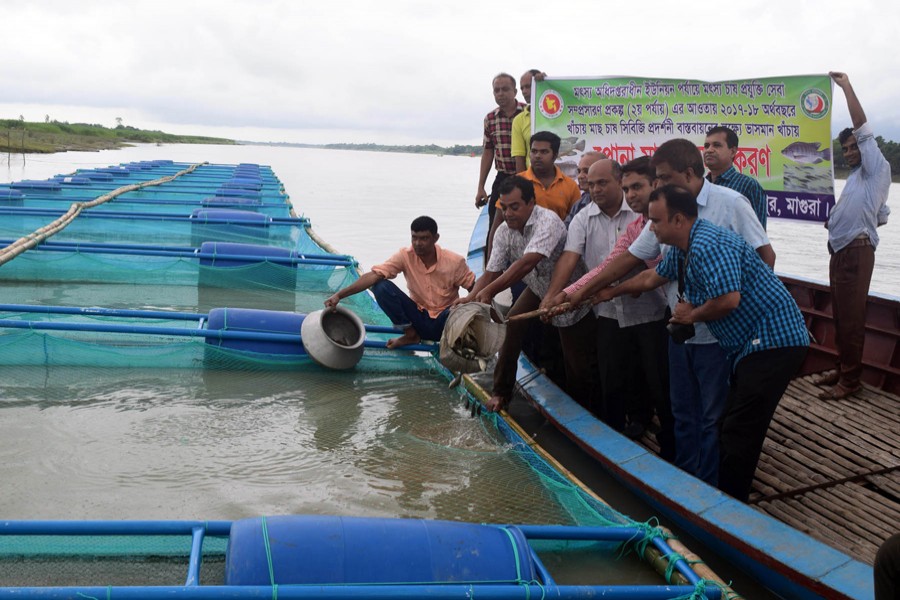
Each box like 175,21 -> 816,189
325,216 -> 475,348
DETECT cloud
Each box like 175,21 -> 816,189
3,0 -> 900,143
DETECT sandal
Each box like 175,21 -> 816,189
818,383 -> 860,400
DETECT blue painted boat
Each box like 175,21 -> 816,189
465,206 -> 894,599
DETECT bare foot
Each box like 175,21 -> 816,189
385,328 -> 420,349
485,395 -> 509,413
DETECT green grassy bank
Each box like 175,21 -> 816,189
0,120 -> 235,153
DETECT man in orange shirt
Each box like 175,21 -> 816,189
325,216 -> 475,348
486,131 -> 581,258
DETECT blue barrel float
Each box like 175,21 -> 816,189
225,515 -> 537,586
189,208 -> 270,245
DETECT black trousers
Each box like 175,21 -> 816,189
875,533 -> 900,600
717,346 -> 808,502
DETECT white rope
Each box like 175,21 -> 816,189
0,162 -> 207,266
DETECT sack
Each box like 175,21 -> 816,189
439,303 -> 506,374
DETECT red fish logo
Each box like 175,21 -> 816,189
539,90 -> 564,119
800,88 -> 829,120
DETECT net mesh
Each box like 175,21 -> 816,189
0,162 -> 664,590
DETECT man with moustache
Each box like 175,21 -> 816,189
487,131 -> 581,253
551,156 -> 674,456
457,175 -> 590,413
565,150 -> 605,226
546,139 -> 772,486
540,159 -> 643,425
704,125 -> 768,228
594,185 -> 808,502
475,73 -> 524,257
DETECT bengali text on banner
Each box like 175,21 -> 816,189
533,75 -> 835,223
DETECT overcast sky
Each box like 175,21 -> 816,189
3,0 -> 899,145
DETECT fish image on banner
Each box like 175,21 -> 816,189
558,136 -> 586,157
781,141 -> 832,164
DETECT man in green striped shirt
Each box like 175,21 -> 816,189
704,126 -> 768,229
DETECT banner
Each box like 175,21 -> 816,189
533,75 -> 834,223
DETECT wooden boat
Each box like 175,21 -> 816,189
464,206 -> 898,600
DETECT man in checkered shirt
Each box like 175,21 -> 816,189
475,73 -> 524,258
594,185 -> 809,503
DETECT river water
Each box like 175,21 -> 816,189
1,145 -> 895,594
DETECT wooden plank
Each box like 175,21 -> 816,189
764,419 -> 857,479
778,390 -> 898,465
868,472 -> 900,498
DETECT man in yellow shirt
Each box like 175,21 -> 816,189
511,69 -> 544,174
325,216 -> 475,348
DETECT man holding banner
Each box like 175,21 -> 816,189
816,71 -> 891,400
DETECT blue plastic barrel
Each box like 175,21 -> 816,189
198,242 -> 296,267
215,188 -> 262,200
53,176 -> 91,185
205,308 -> 306,355
10,180 -> 61,191
220,178 -> 263,191
78,171 -> 115,182
201,196 -> 261,208
224,516 -> 537,586
190,208 -> 270,245
0,189 -> 24,205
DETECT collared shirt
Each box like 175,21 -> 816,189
518,166 -> 582,220
564,190 -> 592,227
656,219 -> 808,365
483,102 -> 524,175
372,245 -> 475,318
629,179 -> 770,344
487,205 -> 588,327
707,165 -> 768,229
565,213 -> 664,290
510,106 -> 531,168
827,122 -> 892,252
566,203 -> 666,324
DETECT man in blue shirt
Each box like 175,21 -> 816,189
595,185 -> 809,502
817,71 -> 891,400
704,126 -> 768,228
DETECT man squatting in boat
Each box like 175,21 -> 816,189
325,216 -> 475,348
813,71 -> 891,400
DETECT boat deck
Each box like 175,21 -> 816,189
638,373 -> 899,566
750,374 -> 900,565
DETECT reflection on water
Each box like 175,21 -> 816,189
0,365 -> 576,527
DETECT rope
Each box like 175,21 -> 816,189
260,516 -> 276,587
0,162 -> 206,267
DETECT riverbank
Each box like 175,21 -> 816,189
0,120 -> 235,153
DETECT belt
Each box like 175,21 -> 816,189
828,237 -> 871,255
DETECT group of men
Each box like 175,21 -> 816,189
324,70 -> 890,504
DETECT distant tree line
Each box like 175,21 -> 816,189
292,142 -> 480,156
832,135 -> 900,178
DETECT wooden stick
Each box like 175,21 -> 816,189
507,299 -> 590,321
